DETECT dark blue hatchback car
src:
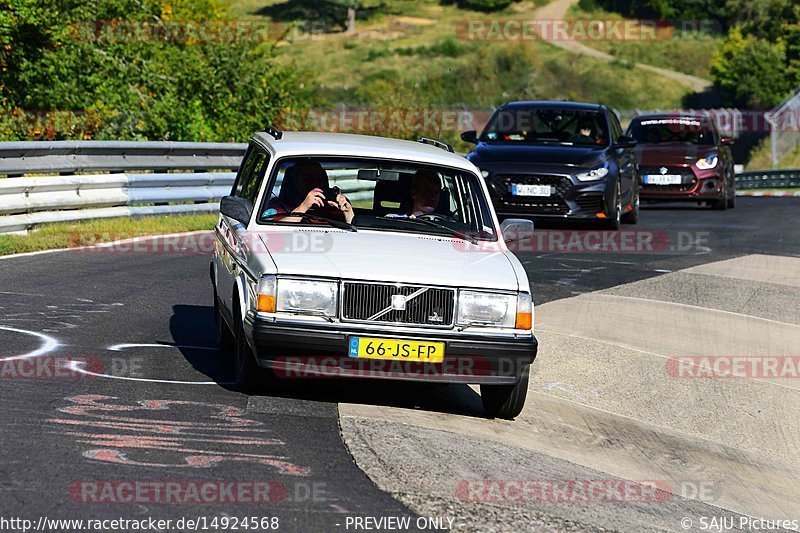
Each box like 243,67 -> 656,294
462,101 -> 639,229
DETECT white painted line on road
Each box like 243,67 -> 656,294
0,325 -> 59,362
108,343 -> 218,351
535,328 -> 800,394
597,293 -> 800,329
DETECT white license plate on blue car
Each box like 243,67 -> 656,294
511,184 -> 552,196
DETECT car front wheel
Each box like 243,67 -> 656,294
604,182 -> 622,230
621,187 -> 639,224
481,365 -> 530,420
234,313 -> 263,392
214,293 -> 235,355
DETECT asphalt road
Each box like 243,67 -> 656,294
0,197 -> 797,532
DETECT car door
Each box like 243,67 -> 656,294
215,144 -> 270,317
610,112 -> 636,204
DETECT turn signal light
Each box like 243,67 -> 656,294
515,312 -> 532,330
596,213 -> 607,219
257,294 -> 276,313
257,276 -> 277,313
516,293 -> 533,330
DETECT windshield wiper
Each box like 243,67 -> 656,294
261,211 -> 357,232
376,216 -> 478,244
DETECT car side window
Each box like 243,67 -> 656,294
609,113 -> 623,142
233,146 -> 270,204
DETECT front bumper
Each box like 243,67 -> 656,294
639,166 -> 725,201
484,172 -> 613,220
244,314 -> 538,385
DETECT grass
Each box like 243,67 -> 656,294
0,213 -> 218,256
566,4 -> 722,80
236,0 -> 692,153
746,140 -> 800,170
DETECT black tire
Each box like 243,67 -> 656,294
621,187 -> 639,225
234,310 -> 263,392
726,181 -> 736,209
214,293 -> 235,355
603,182 -> 622,230
480,365 -> 530,420
711,181 -> 729,210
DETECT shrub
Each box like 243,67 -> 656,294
0,0 -> 310,141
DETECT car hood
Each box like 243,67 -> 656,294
469,143 -> 607,167
259,230 -> 520,291
634,144 -> 716,166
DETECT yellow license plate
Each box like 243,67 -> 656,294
348,337 -> 445,363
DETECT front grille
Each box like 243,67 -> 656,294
575,193 -> 604,212
640,166 -> 697,192
342,282 -> 455,327
494,174 -> 572,214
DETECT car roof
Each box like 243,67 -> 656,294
252,131 -> 474,171
499,100 -> 605,112
631,113 -> 713,123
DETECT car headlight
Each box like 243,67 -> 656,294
575,166 -> 609,182
257,276 -> 338,317
457,290 -> 532,329
696,154 -> 718,169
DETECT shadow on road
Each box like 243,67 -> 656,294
168,304 -> 487,419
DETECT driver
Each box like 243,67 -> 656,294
407,169 -> 442,218
264,161 -> 354,224
568,119 -> 595,143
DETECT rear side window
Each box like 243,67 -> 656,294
233,146 -> 270,204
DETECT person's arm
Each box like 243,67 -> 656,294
282,188 -> 326,223
330,193 -> 354,224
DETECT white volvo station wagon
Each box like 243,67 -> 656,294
211,128 -> 538,419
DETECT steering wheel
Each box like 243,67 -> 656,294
416,213 -> 451,223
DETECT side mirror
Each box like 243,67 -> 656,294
500,218 -> 534,244
220,196 -> 253,226
616,135 -> 637,148
720,136 -> 734,145
461,130 -> 478,144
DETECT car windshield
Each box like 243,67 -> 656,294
481,107 -> 609,146
257,157 -> 498,241
628,117 -> 716,145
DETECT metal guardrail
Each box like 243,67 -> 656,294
0,141 -> 246,234
0,141 -> 247,175
734,169 -> 800,190
0,141 -> 375,234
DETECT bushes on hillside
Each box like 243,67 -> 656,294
0,0 -> 309,141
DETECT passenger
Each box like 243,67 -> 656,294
408,170 -> 443,218
264,161 -> 354,224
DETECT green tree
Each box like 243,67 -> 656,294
0,0 -> 309,141
710,29 -> 793,108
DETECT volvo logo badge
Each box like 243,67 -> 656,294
391,294 -> 407,311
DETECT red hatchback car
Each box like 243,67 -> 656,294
626,114 -> 736,210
